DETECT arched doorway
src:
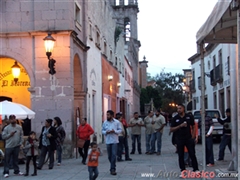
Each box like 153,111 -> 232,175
0,57 -> 31,135
73,54 -> 85,122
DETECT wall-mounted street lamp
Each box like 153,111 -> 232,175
11,61 -> 21,83
43,32 -> 56,75
117,82 -> 121,87
108,75 -> 113,81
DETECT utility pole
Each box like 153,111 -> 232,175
228,42 -> 238,172
235,6 -> 240,175
200,43 -> 206,180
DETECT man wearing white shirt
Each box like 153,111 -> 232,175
102,110 -> 122,175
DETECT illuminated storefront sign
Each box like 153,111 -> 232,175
0,69 -> 30,87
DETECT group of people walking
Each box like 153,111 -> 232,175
102,109 -> 166,176
1,116 -> 66,178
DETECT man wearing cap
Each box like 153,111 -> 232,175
2,115 -> 24,178
37,119 -> 57,170
215,108 -> 231,161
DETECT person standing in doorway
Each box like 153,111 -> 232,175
102,110 -> 122,175
54,117 -> 66,166
144,111 -> 154,154
2,115 -> 24,178
76,118 -> 94,165
170,104 -> 199,174
150,110 -> 165,155
215,108 -> 231,161
37,119 -> 57,170
128,112 -> 144,155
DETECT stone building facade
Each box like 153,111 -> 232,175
0,0 -> 142,157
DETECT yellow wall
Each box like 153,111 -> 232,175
0,58 -> 31,108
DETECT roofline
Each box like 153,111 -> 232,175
182,69 -> 191,72
188,43 -> 217,62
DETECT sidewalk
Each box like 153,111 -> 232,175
0,126 -> 234,180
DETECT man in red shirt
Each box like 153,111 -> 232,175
76,118 -> 94,165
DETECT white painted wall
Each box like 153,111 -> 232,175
86,0 -> 126,143
191,44 -> 236,117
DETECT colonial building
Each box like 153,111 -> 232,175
0,0 -> 143,157
188,44 -> 236,117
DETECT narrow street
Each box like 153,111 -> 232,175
0,125 -> 234,180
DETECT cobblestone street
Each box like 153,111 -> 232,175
0,126 -> 234,180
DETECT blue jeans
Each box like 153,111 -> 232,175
88,166 -> 99,180
117,136 -> 124,160
123,136 -> 130,159
219,134 -> 231,160
145,134 -> 151,152
131,134 -> 141,153
3,146 -> 20,174
150,132 -> 162,153
206,135 -> 214,164
56,145 -> 62,163
106,143 -> 117,172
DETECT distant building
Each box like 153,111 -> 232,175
139,56 -> 148,88
182,69 -> 192,110
147,80 -> 156,88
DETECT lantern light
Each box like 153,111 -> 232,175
43,32 -> 56,59
11,61 -> 21,83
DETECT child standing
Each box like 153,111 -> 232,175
24,131 -> 39,176
87,142 -> 100,180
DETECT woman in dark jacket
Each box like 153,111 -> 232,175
53,117 -> 66,166
37,119 -> 57,170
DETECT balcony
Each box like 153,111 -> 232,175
189,80 -> 196,93
210,64 -> 223,86
210,69 -> 216,86
215,64 -> 223,83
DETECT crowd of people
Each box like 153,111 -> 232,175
99,105 -> 232,178
102,109 -> 166,176
0,105 -> 232,179
1,116 -> 66,178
